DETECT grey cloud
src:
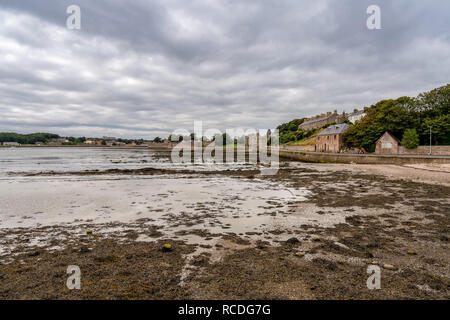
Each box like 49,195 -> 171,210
0,1 -> 449,139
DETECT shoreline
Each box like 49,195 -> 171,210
9,160 -> 450,185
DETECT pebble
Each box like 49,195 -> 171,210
86,229 -> 93,235
295,251 -> 305,258
80,246 -> 90,253
383,264 -> 398,271
286,237 -> 300,245
27,250 -> 41,257
407,250 -> 417,255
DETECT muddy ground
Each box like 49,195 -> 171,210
0,163 -> 449,299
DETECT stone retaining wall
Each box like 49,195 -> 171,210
279,149 -> 450,165
281,145 -> 316,152
398,145 -> 450,156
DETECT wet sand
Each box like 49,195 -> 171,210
0,160 -> 449,299
346,163 -> 450,186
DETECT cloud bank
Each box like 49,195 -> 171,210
0,0 -> 449,138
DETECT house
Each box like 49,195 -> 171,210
35,141 -> 44,146
48,138 -> 69,145
2,142 -> 21,146
375,132 -> 400,154
316,123 -> 349,152
300,108 -> 367,131
300,110 -> 341,131
347,109 -> 366,124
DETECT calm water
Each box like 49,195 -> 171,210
0,147 -> 254,176
0,147 -> 170,176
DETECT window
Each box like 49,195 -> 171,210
381,141 -> 393,149
334,135 -> 336,140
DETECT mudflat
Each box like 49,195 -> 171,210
0,149 -> 449,299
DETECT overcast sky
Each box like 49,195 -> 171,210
0,1 -> 449,139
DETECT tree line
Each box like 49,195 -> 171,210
0,132 -> 60,144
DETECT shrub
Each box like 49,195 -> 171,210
401,128 -> 419,149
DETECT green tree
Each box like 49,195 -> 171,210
288,122 -> 298,132
414,85 -> 450,145
277,118 -> 305,135
401,129 -> 419,149
280,133 -> 296,144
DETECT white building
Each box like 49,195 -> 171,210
347,109 -> 366,124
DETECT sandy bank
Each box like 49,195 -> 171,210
304,163 -> 450,186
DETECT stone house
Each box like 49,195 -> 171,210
48,138 -> 69,145
375,132 -> 400,154
300,110 -> 340,131
316,124 -> 349,152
